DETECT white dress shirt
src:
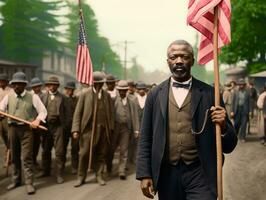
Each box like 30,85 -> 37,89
137,94 -> 147,109
171,77 -> 192,108
121,97 -> 127,106
107,89 -> 117,99
0,90 -> 47,122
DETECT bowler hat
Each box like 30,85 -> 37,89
64,81 -> 76,89
30,77 -> 42,87
237,78 -> 246,85
9,72 -> 28,84
136,82 -> 147,90
116,80 -> 129,90
0,73 -> 8,81
106,74 -> 117,83
127,79 -> 135,86
45,76 -> 60,85
93,71 -> 105,83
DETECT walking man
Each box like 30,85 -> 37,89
72,71 -> 114,187
0,72 -> 47,194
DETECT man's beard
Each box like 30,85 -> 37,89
171,64 -> 189,80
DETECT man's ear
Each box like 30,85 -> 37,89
192,57 -> 195,66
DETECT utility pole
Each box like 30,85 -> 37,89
123,40 -> 134,80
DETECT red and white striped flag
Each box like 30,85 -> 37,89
187,0 -> 231,65
76,14 -> 93,85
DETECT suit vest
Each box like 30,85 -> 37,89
168,87 -> 198,165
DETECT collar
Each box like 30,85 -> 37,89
15,90 -> 26,97
171,77 -> 192,85
49,91 -> 58,95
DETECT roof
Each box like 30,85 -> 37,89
225,67 -> 246,75
0,59 -> 37,68
250,71 -> 266,78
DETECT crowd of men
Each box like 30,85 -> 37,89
0,71 -> 150,195
222,78 -> 266,144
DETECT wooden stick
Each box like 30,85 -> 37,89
0,111 -> 48,131
213,6 -> 223,200
88,88 -> 99,172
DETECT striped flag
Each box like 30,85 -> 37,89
76,14 -> 93,85
187,0 -> 231,65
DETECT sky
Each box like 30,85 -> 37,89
87,0 -> 197,72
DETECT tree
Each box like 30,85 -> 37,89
65,2 -> 123,78
220,0 -> 266,73
0,0 -> 64,64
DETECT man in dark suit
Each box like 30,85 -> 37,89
37,76 -> 67,184
231,78 -> 250,142
136,40 -> 237,200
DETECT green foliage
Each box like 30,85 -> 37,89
220,0 -> 266,73
0,0 -> 64,63
65,2 -> 123,78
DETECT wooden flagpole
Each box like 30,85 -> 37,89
88,88 -> 99,172
213,6 -> 223,200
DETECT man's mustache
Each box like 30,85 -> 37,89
172,64 -> 186,71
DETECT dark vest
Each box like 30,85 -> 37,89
47,93 -> 60,122
168,87 -> 198,165
94,93 -> 106,125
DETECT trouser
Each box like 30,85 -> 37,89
41,121 -> 64,176
127,133 -> 138,165
77,124 -> 107,181
32,129 -> 42,164
9,124 -> 34,185
63,129 -> 79,170
158,161 -> 216,200
234,106 -> 248,140
0,118 -> 9,148
108,123 -> 130,175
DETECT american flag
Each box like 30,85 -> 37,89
76,14 -> 93,85
187,0 -> 231,65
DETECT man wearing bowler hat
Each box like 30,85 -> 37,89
0,72 -> 47,194
63,81 -> 79,174
108,80 -> 139,179
38,76 -> 67,184
72,71 -> 114,187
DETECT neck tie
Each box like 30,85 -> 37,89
172,82 -> 191,89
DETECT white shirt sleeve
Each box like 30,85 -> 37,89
32,94 -> 47,122
257,92 -> 266,109
0,95 -> 9,112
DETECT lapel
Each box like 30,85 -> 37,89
190,77 -> 203,118
159,79 -> 170,119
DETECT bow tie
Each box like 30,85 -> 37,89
172,82 -> 191,89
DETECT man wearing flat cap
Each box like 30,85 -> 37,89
108,80 -> 139,180
38,76 -> 67,184
0,73 -> 11,166
72,71 -> 114,187
63,81 -> 79,174
0,72 -> 47,195
106,74 -> 118,101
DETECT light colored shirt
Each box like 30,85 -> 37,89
171,77 -> 192,108
137,94 -> 147,109
107,89 -> 117,99
93,87 -> 103,99
257,91 -> 266,109
0,90 -> 47,122
121,97 -> 127,106
0,86 -> 11,102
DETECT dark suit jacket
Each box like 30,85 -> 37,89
136,77 -> 237,195
42,91 -> 67,127
231,89 -> 250,115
